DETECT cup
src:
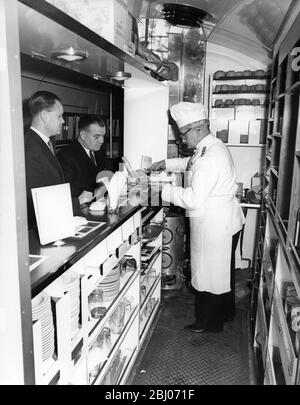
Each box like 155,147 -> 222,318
109,301 -> 125,334
89,288 -> 106,319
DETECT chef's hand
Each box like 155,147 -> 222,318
150,160 -> 166,171
78,190 -> 94,206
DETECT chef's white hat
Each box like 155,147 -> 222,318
170,102 -> 207,129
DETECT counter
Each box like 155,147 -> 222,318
29,190 -> 161,297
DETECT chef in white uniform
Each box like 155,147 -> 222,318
151,102 -> 245,333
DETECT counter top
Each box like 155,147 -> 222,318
29,182 -> 163,297
29,203 -> 142,297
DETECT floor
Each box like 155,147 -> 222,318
127,269 -> 256,386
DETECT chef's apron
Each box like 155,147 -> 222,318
189,195 -> 236,295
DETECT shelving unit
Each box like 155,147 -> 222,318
28,207 -> 164,385
209,70 -> 270,146
252,11 -> 300,385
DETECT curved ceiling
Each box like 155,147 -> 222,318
129,0 -> 294,59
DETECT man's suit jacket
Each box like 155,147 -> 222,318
24,128 -> 65,229
57,140 -> 106,199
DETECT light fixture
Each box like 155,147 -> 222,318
110,71 -> 132,81
161,3 -> 213,29
52,47 -> 88,62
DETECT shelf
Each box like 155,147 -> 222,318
266,155 -> 272,162
88,269 -> 139,341
118,346 -> 138,385
272,132 -> 282,138
276,93 -> 285,100
213,75 -> 270,81
226,144 -> 266,148
141,250 -> 162,284
91,307 -> 139,385
212,105 -> 267,109
213,90 -> 268,95
139,296 -> 160,343
287,81 -> 300,94
270,167 -> 279,177
140,275 -> 161,314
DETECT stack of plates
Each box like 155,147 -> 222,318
32,291 -> 55,362
97,265 -> 120,303
61,271 -> 80,336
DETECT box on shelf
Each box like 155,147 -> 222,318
248,120 -> 261,145
228,120 -> 249,144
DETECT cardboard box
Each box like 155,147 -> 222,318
228,120 -> 249,144
249,120 -> 261,145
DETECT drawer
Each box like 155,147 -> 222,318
84,240 -> 108,269
121,217 -> 135,241
273,287 -> 297,384
107,228 -> 123,255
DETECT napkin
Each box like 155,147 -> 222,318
107,171 -> 128,210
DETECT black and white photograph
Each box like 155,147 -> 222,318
1,0 -> 300,388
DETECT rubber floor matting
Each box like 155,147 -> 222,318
128,271 -> 255,385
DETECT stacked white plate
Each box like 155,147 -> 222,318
61,270 -> 80,336
32,291 -> 55,362
97,265 -> 120,303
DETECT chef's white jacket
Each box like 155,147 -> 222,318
162,134 -> 245,294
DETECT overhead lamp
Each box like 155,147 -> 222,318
52,47 -> 88,62
161,3 -> 213,29
110,71 -> 132,81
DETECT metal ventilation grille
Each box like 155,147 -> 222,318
162,3 -> 212,28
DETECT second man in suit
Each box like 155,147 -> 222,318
57,116 -> 107,206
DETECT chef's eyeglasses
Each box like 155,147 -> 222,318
180,127 -> 199,137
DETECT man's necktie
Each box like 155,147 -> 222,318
48,140 -> 55,155
89,150 -> 97,166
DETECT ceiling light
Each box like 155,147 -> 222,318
52,47 -> 88,62
110,71 -> 132,81
162,3 -> 213,29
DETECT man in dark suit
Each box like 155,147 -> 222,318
24,91 -> 66,229
57,116 -> 107,206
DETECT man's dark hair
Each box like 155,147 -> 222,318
78,116 -> 106,133
28,91 -> 62,117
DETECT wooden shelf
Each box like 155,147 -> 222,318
272,132 -> 282,138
